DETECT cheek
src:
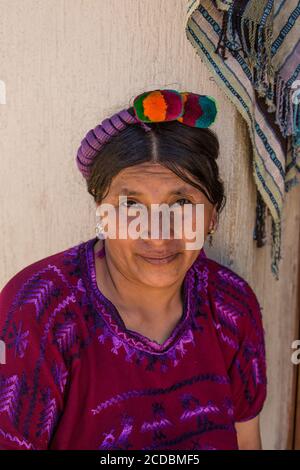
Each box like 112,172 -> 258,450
113,209 -> 142,238
197,205 -> 213,233
179,205 -> 209,238
105,239 -> 134,268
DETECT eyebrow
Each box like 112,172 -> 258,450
115,186 -> 197,196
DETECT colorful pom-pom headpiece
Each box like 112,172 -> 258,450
76,89 -> 218,180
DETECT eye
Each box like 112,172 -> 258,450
170,198 -> 193,208
120,199 -> 143,209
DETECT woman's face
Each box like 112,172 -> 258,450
96,162 -> 217,288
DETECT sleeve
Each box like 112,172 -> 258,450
228,284 -> 267,423
0,272 -> 70,450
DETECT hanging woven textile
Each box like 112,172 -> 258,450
186,0 -> 300,280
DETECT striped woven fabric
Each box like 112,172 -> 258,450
186,0 -> 300,279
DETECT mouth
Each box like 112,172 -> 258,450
138,253 -> 179,265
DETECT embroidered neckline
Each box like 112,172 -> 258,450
81,237 -> 201,355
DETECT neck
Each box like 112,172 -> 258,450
94,240 -> 185,323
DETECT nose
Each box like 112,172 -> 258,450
154,207 -> 174,238
139,206 -> 179,242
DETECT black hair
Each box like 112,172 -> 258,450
87,107 -> 226,222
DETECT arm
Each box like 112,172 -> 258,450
0,270 -> 70,449
226,281 -> 267,449
235,415 -> 263,450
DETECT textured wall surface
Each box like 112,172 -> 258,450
0,0 -> 299,449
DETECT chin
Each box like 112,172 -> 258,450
137,269 -> 182,287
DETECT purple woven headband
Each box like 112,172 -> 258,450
76,89 -> 218,180
76,109 -> 152,180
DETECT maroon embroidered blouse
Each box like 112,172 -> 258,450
0,237 -> 267,450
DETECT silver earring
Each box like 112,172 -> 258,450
95,208 -> 106,239
208,227 -> 215,247
95,221 -> 106,239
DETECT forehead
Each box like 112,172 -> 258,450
109,164 -> 202,195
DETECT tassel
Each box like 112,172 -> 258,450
253,190 -> 282,280
285,129 -> 300,191
215,3 -> 275,101
215,9 -> 229,60
253,189 -> 267,247
271,218 -> 282,281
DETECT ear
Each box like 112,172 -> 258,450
95,203 -> 101,216
210,205 -> 218,230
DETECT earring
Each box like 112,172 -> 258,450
208,227 -> 215,247
95,220 -> 106,239
95,208 -> 106,239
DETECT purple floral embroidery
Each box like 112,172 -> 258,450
98,428 -> 116,449
91,374 -> 230,417
251,357 -> 265,386
98,413 -> 134,450
194,263 -> 209,293
22,278 -> 57,320
0,427 -> 35,449
52,362 -> 68,393
212,320 -> 239,350
214,289 -> 244,334
116,414 -> 134,449
37,388 -> 57,439
54,321 -> 77,353
0,374 -> 21,422
98,325 -> 196,372
141,402 -> 172,439
180,394 -> 221,421
215,299 -> 240,331
217,268 -> 249,295
8,321 -> 29,358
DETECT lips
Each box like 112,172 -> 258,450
139,251 -> 178,259
138,253 -> 179,265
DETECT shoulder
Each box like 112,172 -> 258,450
197,250 -> 261,306
194,252 -> 267,422
1,239 -> 85,298
0,239 -> 90,449
195,251 -> 264,342
0,239 -> 87,344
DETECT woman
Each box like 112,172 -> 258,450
0,89 -> 267,450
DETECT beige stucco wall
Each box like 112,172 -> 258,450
0,0 -> 299,449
